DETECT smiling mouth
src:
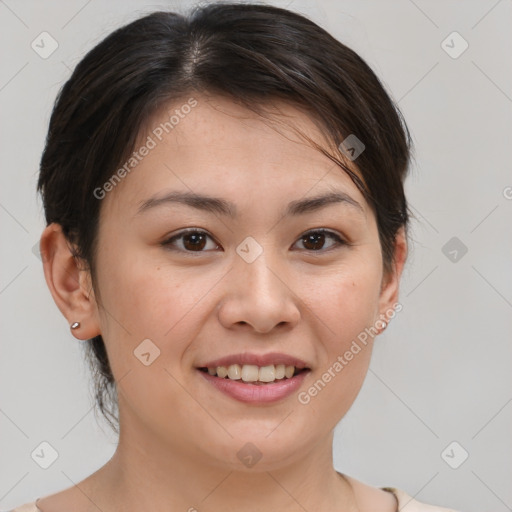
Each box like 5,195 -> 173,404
198,364 -> 310,385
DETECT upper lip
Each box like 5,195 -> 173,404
197,352 -> 310,369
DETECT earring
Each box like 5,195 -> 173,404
70,321 -> 80,330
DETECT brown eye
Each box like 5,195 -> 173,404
162,229 -> 220,253
293,229 -> 346,252
302,232 -> 326,250
182,232 -> 207,251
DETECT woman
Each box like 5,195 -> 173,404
12,3 -> 460,511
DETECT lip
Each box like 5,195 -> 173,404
197,368 -> 310,404
197,352 -> 310,370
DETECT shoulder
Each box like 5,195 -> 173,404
342,473 -> 461,512
3,502 -> 40,512
382,487 -> 462,512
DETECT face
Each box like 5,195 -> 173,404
79,94 -> 404,470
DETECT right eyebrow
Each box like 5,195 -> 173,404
136,191 -> 237,218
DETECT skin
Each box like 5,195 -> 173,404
38,93 -> 407,512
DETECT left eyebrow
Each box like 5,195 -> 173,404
135,190 -> 365,218
285,191 -> 365,216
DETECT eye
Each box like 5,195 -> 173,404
292,229 -> 347,252
161,229 -> 220,253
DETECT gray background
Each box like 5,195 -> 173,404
1,1 -> 511,511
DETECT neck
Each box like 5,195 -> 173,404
84,420 -> 359,512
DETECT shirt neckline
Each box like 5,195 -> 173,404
33,482 -> 401,512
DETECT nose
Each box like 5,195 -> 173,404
217,249 -> 301,334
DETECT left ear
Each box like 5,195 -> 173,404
376,226 -> 408,325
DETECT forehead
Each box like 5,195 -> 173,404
101,93 -> 368,218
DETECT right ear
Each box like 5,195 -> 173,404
39,223 -> 101,340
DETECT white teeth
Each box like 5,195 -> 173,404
241,364 -> 259,382
275,364 -> 286,379
216,366 -> 228,379
284,365 -> 295,379
205,364 -> 300,383
258,365 -> 276,382
227,364 -> 242,380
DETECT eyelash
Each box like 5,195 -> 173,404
161,228 -> 348,254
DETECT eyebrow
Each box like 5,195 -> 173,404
135,190 -> 365,218
286,191 -> 364,216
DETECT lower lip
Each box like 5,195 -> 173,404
197,369 -> 310,404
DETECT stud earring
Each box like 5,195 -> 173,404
70,322 -> 81,330
378,320 -> 388,333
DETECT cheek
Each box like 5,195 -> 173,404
304,258 -> 382,342
95,250 -> 225,368
298,259 -> 381,409
97,248 -> 190,331
93,255 -> 205,416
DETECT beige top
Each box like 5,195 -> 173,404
6,488 -> 461,511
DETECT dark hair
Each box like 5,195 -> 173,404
37,2 -> 412,434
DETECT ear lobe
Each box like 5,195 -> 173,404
376,226 -> 408,323
39,223 -> 101,340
